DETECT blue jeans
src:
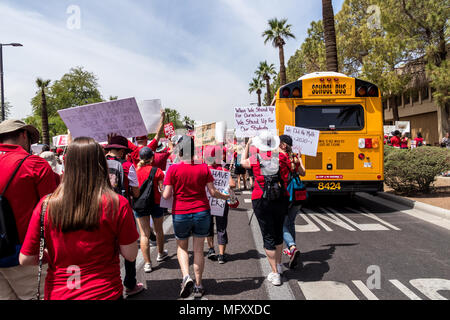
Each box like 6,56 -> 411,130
172,210 -> 211,240
283,205 -> 301,249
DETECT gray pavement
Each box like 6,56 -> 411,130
123,191 -> 450,301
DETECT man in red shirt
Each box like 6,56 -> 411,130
127,110 -> 165,167
0,120 -> 58,300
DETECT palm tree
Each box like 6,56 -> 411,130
262,18 -> 296,86
322,0 -> 339,72
248,77 -> 265,106
255,61 -> 277,104
36,78 -> 51,146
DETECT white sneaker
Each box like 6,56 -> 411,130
157,250 -> 169,262
277,263 -> 283,275
267,272 -> 281,286
144,263 -> 153,273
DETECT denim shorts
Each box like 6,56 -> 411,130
134,204 -> 165,219
172,210 -> 211,240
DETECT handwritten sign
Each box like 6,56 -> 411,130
206,169 -> 230,217
58,98 -> 148,142
52,135 -> 68,147
384,125 -> 396,136
164,122 -> 175,139
137,99 -> 163,134
234,106 -> 276,138
195,122 -> 217,146
284,125 -> 320,157
395,121 -> 410,134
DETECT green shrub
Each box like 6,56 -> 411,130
384,146 -> 450,194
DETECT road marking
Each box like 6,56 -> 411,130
352,280 -> 379,300
353,207 -> 401,230
247,210 -> 295,300
242,191 -> 252,195
325,207 -> 389,231
389,280 -> 422,300
295,214 -> 321,232
307,207 -> 356,231
298,281 -> 359,300
410,278 -> 450,300
244,199 -> 252,204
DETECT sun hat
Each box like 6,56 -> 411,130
0,119 -> 40,144
139,146 -> 154,160
251,131 -> 280,152
104,135 -> 131,153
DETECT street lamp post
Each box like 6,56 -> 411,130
0,43 -> 23,122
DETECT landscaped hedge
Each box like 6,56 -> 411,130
384,146 -> 450,194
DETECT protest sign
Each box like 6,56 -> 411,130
384,125 -> 396,136
52,135 -> 68,147
284,125 -> 320,157
395,121 -> 410,134
58,97 -> 147,142
234,106 -> 276,138
137,99 -> 163,134
160,162 -> 173,209
206,169 -> 230,217
194,122 -> 217,146
164,122 -> 175,139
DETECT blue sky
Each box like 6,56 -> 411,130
0,0 -> 345,127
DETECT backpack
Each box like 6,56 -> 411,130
255,153 -> 284,201
133,167 -> 158,215
0,155 -> 31,260
107,158 -> 125,196
287,172 -> 307,207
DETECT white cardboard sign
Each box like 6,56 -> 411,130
52,135 -> 68,147
160,162 -> 173,209
137,99 -> 163,134
206,169 -> 230,217
58,97 -> 148,142
395,121 -> 410,134
234,106 -> 276,138
284,125 -> 320,157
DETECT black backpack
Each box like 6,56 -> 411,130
0,155 -> 31,259
133,167 -> 158,215
255,153 -> 284,201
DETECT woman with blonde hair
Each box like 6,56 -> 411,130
19,137 -> 139,300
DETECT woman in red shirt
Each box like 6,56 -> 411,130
136,147 -> 167,273
19,137 -> 139,300
400,132 -> 409,149
240,131 -> 290,287
390,130 -> 401,148
414,132 -> 424,147
162,136 -> 229,299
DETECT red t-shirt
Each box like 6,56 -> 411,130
400,137 -> 408,148
390,136 -> 401,148
0,144 -> 57,244
20,195 -> 139,300
127,139 -> 158,167
163,162 -> 214,214
153,152 -> 170,171
136,165 -> 165,204
250,151 -> 291,201
414,137 -> 424,146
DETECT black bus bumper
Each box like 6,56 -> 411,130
304,180 -> 384,195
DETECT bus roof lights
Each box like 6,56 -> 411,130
327,78 -> 332,82
320,78 -> 325,82
357,86 -> 367,96
368,86 -> 377,96
282,88 -> 291,97
292,87 -> 301,97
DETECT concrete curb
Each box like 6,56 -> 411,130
376,192 -> 450,220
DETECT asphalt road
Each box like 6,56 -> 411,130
123,191 -> 450,301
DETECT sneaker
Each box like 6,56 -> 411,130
289,248 -> 300,269
157,250 -> 169,262
144,263 -> 153,273
267,272 -> 281,286
207,248 -> 217,261
217,254 -> 226,264
193,286 -> 205,299
282,248 -> 292,257
277,263 -> 283,275
125,283 -> 144,297
180,276 -> 194,298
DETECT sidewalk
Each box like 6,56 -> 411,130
384,176 -> 450,210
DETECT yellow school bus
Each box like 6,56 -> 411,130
275,72 -> 384,195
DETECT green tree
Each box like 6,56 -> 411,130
35,78 -> 51,146
322,0 -> 339,72
1,100 -> 12,121
248,77 -> 265,106
255,61 -> 277,104
262,18 -> 296,86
